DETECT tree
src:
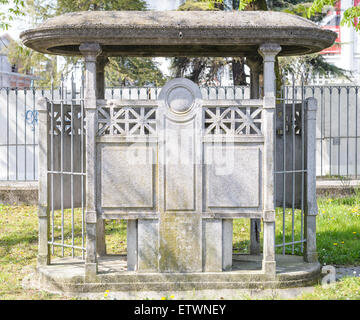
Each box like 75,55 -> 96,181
172,0 -> 256,85
5,37 -> 59,86
106,57 -> 166,87
6,0 -> 166,87
279,53 -> 348,84
0,0 -> 25,30
307,0 -> 360,31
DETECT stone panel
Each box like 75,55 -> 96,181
164,120 -> 195,211
138,219 -> 159,272
206,146 -> 260,208
202,219 -> 222,272
101,145 -> 154,208
159,214 -> 202,273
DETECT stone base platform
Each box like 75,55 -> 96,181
25,254 -> 321,295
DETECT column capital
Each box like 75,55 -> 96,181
79,42 -> 102,61
258,43 -> 282,62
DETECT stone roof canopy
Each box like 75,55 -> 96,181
20,11 -> 337,57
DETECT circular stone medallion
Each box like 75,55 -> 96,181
166,86 -> 194,114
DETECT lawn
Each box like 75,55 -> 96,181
0,195 -> 360,300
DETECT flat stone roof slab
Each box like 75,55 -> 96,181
20,11 -> 337,57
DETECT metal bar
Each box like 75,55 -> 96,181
282,82 -> 287,255
32,87 -> 36,180
356,88 -> 359,179
15,87 -> 18,180
6,88 -> 9,180
70,74 -> 75,258
275,239 -> 306,248
60,76 -> 64,257
81,73 -> 85,260
329,87 -> 332,176
320,87 -> 324,177
47,242 -> 86,250
50,79 -> 55,255
338,87 -> 341,176
347,87 -> 350,176
300,79 -> 305,253
24,88 -> 27,180
274,169 -> 307,174
291,77 -> 296,254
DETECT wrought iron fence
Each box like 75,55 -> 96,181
1,84 -> 359,181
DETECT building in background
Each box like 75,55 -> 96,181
319,0 -> 360,84
0,34 -> 36,88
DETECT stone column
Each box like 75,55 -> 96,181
258,43 -> 281,276
37,97 -> 50,266
79,42 -> 102,281
247,55 -> 262,255
304,97 -> 318,263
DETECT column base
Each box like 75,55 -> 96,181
304,251 -> 318,263
262,260 -> 276,277
85,263 -> 98,282
37,254 -> 50,266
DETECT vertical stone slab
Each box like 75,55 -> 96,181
79,43 -> 102,281
138,219 -> 159,272
304,97 -> 319,263
127,220 -> 138,271
202,219 -> 222,272
37,97 -> 50,266
157,78 -> 203,273
222,219 -> 233,271
258,43 -> 282,276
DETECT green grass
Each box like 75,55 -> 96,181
0,196 -> 360,300
298,277 -> 360,300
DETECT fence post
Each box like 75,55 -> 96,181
80,42 -> 102,281
37,97 -> 50,266
304,97 -> 319,263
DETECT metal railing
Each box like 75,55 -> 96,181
1,84 -> 359,181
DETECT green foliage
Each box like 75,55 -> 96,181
178,1 -> 220,10
106,57 -> 166,87
307,0 -> 360,32
341,6 -> 360,31
55,0 -> 147,14
0,0 -> 25,30
5,0 -> 166,87
306,0 -> 334,18
4,38 -> 59,87
279,54 -> 348,84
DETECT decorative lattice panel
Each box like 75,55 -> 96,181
97,105 -> 157,136
204,106 -> 262,135
49,108 -> 84,136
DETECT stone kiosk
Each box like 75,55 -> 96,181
20,11 -> 336,293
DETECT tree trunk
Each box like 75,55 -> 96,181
232,58 -> 247,85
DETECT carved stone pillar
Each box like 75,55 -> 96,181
258,43 -> 281,276
79,42 -> 102,281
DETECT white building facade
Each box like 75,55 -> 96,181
320,0 -> 360,84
